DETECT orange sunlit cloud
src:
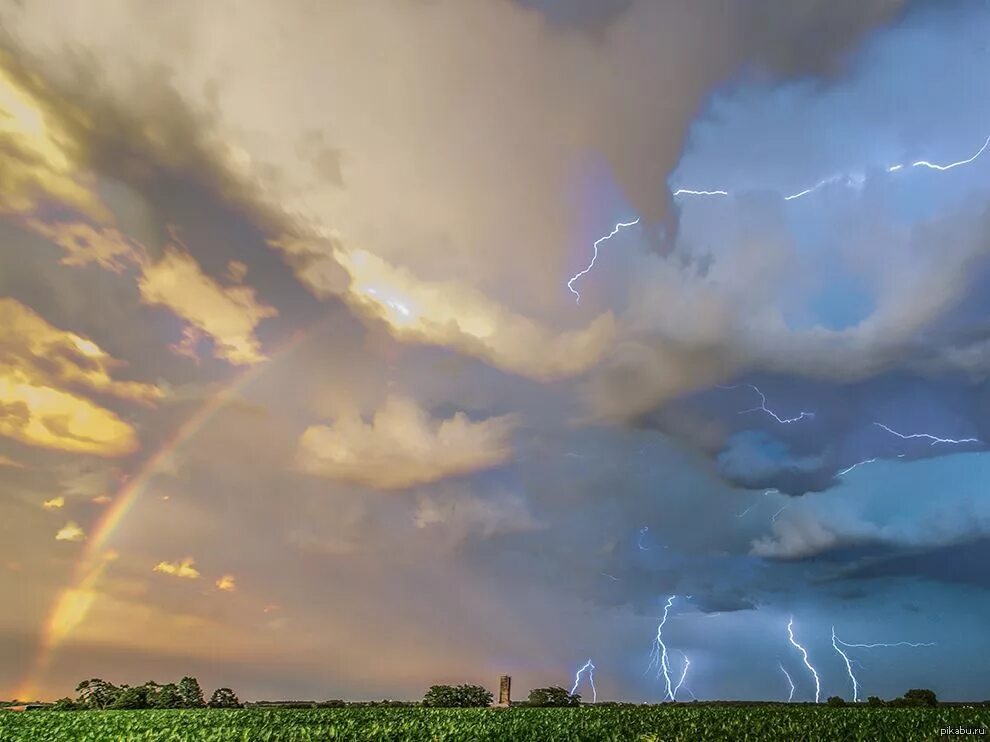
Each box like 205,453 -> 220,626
54,521 -> 85,542
153,557 -> 200,580
215,575 -> 236,592
42,496 -> 64,510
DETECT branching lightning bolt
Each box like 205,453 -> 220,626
571,659 -> 597,702
786,617 -> 821,703
720,384 -> 814,424
567,219 -> 640,303
874,422 -> 980,446
779,663 -> 795,703
673,132 -> 990,201
831,626 -> 860,703
830,629 -> 935,703
647,595 -> 676,700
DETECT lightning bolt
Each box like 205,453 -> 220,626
904,133 -> 990,171
672,651 -> 691,701
737,489 -> 780,518
637,526 -> 650,551
720,384 -> 814,424
831,626 -> 860,703
779,663 -> 795,703
673,188 -> 729,197
837,458 -> 877,477
874,422 -> 980,446
830,630 -> 935,703
567,219 -> 640,303
571,659 -> 597,702
786,617 -> 821,703
833,639 -> 936,649
647,595 -> 676,700
673,132 -> 990,201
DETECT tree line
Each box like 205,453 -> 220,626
51,676 -> 240,710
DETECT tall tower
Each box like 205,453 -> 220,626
497,675 -> 511,707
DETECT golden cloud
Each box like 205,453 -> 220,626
296,395 -> 517,490
23,219 -> 146,274
153,557 -> 200,579
138,245 -> 277,366
276,239 -> 615,380
0,58 -> 109,221
0,298 -> 162,403
42,496 -> 64,510
215,574 -> 236,592
0,299 -> 160,456
55,521 -> 85,542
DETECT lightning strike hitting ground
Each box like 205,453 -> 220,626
720,384 -> 814,424
779,663 -> 796,703
786,617 -> 821,703
874,422 -> 980,446
672,652 -> 691,701
837,458 -> 878,477
647,595 -> 677,700
571,659 -> 597,702
832,626 -> 860,703
566,219 -> 640,303
673,132 -> 990,202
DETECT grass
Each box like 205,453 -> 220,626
1,705 -> 989,741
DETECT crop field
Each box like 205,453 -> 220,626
1,705 -> 989,742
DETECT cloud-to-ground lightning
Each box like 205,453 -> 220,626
786,617 -> 821,703
837,458 -> 877,477
672,651 -> 691,701
874,422 -> 980,446
831,626 -> 860,703
571,659 -> 597,702
673,131 -> 990,202
779,663 -> 795,702
566,219 -> 640,303
720,384 -> 814,424
830,629 -> 936,702
647,595 -> 676,700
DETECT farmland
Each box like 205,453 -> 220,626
2,705 -> 988,741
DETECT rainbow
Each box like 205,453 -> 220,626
17,327 -> 312,699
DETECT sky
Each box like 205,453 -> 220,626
1,0 -> 989,704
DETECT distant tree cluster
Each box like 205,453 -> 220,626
825,689 -> 938,708
422,685 -> 494,708
52,676 -> 240,710
526,687 -> 581,707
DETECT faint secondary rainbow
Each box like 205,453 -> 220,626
18,327 -> 313,699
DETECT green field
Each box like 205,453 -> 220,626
1,706 -> 988,741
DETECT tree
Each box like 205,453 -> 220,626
527,686 -> 581,707
51,697 -> 80,711
208,688 -> 241,708
75,679 -> 120,710
866,696 -> 885,707
903,688 -> 938,707
147,683 -> 183,709
422,684 -> 493,708
826,696 -> 846,707
177,676 -> 206,708
110,685 -> 150,709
